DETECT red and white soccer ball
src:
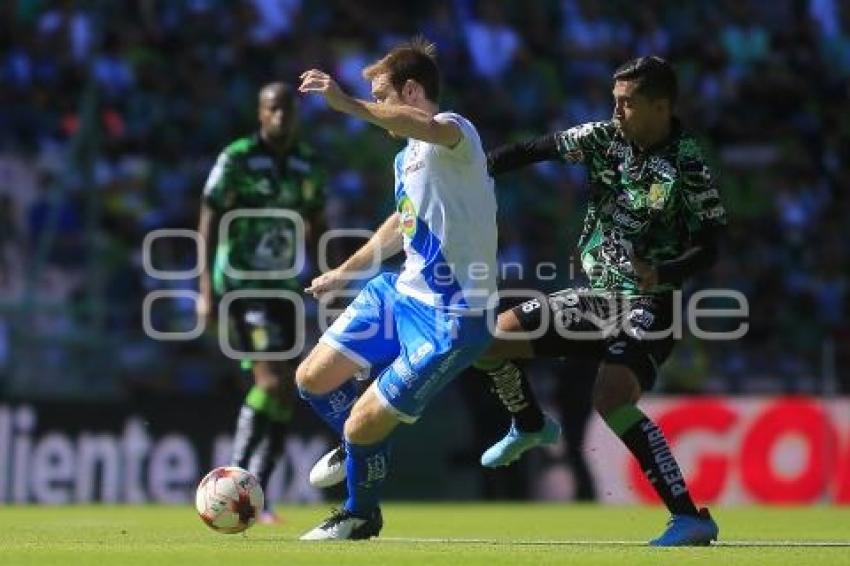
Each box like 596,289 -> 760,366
195,466 -> 264,534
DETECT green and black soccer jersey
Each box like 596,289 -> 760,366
553,120 -> 726,295
489,120 -> 726,296
203,134 -> 325,295
487,119 -> 726,387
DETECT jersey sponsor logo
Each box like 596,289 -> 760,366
608,141 -> 633,160
286,156 -> 311,174
697,205 -> 726,221
645,156 -> 676,180
247,156 -> 274,170
598,168 -> 617,185
686,188 -> 720,206
617,191 -> 649,210
397,195 -> 418,238
682,163 -> 713,186
612,209 -> 643,230
404,159 -> 425,177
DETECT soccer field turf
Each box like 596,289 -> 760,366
0,504 -> 848,565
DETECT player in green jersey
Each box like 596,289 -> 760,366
477,56 -> 725,545
197,82 -> 325,522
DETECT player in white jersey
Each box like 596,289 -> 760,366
295,37 -> 497,540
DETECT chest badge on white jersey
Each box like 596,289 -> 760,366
398,195 -> 418,238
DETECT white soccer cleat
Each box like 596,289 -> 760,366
299,507 -> 383,540
309,444 -> 347,488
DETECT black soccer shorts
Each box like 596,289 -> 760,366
227,295 -> 298,356
510,288 -> 675,391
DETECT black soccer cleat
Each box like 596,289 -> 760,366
299,507 -> 383,541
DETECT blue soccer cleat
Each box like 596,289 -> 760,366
649,508 -> 719,546
480,414 -> 562,468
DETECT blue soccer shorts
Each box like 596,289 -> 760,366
319,273 -> 492,423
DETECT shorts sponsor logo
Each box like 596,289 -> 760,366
608,340 -> 626,355
391,357 -> 416,385
409,342 -> 434,365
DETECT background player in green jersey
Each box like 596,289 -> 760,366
477,57 -> 725,545
196,82 -> 324,522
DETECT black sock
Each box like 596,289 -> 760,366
606,404 -> 698,516
480,361 -> 544,432
230,404 -> 269,470
254,421 -> 287,494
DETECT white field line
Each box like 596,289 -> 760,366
379,537 -> 850,548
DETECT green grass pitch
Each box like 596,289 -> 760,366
0,504 -> 848,565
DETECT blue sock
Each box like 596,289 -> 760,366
298,380 -> 358,435
343,439 -> 391,518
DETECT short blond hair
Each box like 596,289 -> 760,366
363,36 -> 440,102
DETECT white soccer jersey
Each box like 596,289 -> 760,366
393,112 -> 498,311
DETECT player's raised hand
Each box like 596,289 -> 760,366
305,268 -> 348,299
298,69 -> 349,111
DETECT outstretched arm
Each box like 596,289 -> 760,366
196,201 -> 219,327
299,69 -> 461,147
486,133 -> 561,175
306,213 -> 403,298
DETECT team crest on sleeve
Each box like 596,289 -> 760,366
398,195 -> 418,238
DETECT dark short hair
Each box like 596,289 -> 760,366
363,36 -> 440,102
258,82 -> 295,107
613,56 -> 677,104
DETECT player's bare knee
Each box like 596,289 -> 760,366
345,401 -> 392,445
486,312 -> 534,359
295,356 -> 318,393
496,310 -> 524,333
343,409 -> 373,444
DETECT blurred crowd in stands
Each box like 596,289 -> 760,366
0,0 -> 848,398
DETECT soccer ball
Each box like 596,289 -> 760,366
195,466 -> 264,534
